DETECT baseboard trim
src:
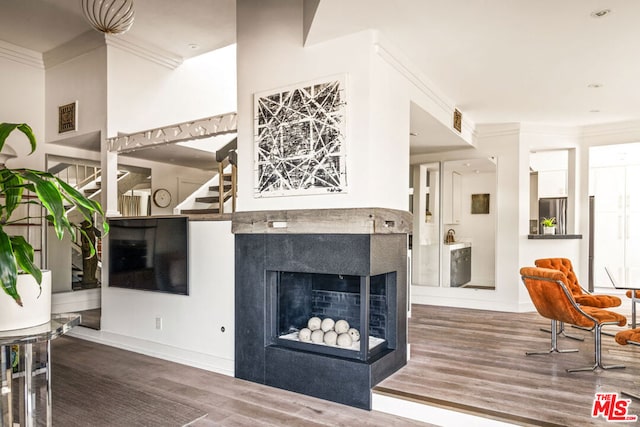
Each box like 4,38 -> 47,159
67,327 -> 234,377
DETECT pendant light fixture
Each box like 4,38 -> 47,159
81,0 -> 135,35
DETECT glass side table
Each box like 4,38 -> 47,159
0,314 -> 80,427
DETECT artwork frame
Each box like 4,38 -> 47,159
471,193 -> 490,214
58,101 -> 78,134
253,75 -> 348,197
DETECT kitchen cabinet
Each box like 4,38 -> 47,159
442,242 -> 471,287
450,247 -> 471,287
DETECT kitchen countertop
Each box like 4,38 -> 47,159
444,241 -> 471,250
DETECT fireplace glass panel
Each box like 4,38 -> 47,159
270,271 -> 395,361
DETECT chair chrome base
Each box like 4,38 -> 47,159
527,348 -> 578,355
566,323 -> 625,373
528,320 -> 579,355
567,363 -> 625,373
541,321 -> 585,341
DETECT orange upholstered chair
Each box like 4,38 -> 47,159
614,328 -> 640,400
534,258 -> 621,308
535,258 -> 622,340
520,267 -> 627,372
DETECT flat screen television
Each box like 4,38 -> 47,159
108,216 -> 189,295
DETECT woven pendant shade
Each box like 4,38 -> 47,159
81,0 -> 135,35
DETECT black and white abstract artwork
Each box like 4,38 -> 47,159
254,76 -> 347,197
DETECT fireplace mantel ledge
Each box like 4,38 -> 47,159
231,208 -> 412,235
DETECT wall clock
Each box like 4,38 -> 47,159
152,188 -> 171,208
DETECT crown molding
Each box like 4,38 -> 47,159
474,123 -> 521,138
372,35 -> 475,142
0,40 -> 43,69
579,120 -> 640,140
519,123 -> 580,139
105,34 -> 183,70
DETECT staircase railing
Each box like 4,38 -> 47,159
215,137 -> 237,215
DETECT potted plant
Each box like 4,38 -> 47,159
541,217 -> 556,235
0,122 -> 108,330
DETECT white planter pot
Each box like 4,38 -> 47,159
543,226 -> 556,235
0,271 -> 51,331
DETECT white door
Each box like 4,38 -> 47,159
592,165 -> 640,287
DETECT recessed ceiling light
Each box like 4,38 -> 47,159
188,43 -> 200,50
410,132 -> 419,136
590,109 -> 601,113
591,9 -> 611,18
587,83 -> 603,88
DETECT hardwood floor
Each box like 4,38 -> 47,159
50,337 -> 433,426
375,304 -> 640,426
50,302 -> 640,426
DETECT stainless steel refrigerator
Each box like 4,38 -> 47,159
538,197 -> 567,235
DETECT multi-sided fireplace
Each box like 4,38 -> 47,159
232,208 -> 410,409
271,271 -> 396,362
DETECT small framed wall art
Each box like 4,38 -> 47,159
58,101 -> 78,134
471,193 -> 490,214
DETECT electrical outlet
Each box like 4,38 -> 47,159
155,317 -> 162,330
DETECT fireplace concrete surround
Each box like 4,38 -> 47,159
232,208 -> 411,409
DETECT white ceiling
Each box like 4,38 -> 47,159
0,0 -> 235,59
307,0 -> 640,128
2,1 -> 638,161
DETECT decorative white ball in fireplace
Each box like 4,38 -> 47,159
335,319 -> 350,334
324,330 -> 338,346
348,328 -> 360,342
299,328 -> 312,342
321,318 -> 335,332
308,317 -> 322,331
311,329 -> 324,343
337,333 -> 353,347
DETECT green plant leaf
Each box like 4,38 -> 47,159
11,235 -> 42,289
55,177 -> 109,234
0,123 -> 36,154
0,227 -> 20,306
0,168 -> 24,219
19,170 -> 67,239
79,227 -> 96,258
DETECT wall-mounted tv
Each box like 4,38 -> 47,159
108,216 -> 189,295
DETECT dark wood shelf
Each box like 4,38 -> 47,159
527,234 -> 583,240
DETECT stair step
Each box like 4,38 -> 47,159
209,184 -> 232,192
195,197 -> 220,204
181,208 -> 222,214
84,188 -> 99,196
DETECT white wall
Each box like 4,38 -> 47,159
45,46 -> 107,145
84,220 -> 235,374
79,43 -> 239,374
237,0 -> 411,211
106,44 -> 236,135
0,43 -> 45,167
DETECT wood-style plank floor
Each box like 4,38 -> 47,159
375,304 -> 640,426
51,302 -> 640,426
50,337 -> 434,426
